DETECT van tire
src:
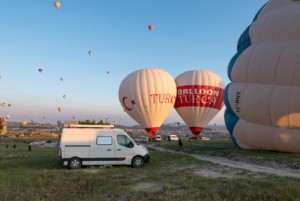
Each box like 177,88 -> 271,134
132,156 -> 144,168
68,157 -> 82,169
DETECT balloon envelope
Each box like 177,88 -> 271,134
119,68 -> 176,137
88,51 -> 92,56
54,1 -> 60,9
148,24 -> 153,31
225,0 -> 300,153
6,115 -> 10,120
22,121 -> 27,126
58,107 -> 62,112
175,70 -> 225,136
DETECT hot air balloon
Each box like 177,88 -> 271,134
72,115 -> 76,120
58,107 -> 62,112
43,116 -> 46,120
148,24 -> 153,31
63,95 -> 66,99
38,68 -> 43,73
54,1 -> 60,9
6,115 -> 10,120
88,51 -> 93,56
119,68 -> 177,138
174,70 -> 225,138
106,71 -> 110,74
225,0 -> 300,153
2,103 -> 6,107
0,75 -> 2,79
8,104 -> 12,107
60,77 -> 63,81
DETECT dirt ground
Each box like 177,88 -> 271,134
147,145 -> 300,179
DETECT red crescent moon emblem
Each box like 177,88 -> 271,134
122,96 -> 135,111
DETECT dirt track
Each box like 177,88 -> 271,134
147,145 -> 300,179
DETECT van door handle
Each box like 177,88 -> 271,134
107,149 -> 112,151
117,149 -> 122,151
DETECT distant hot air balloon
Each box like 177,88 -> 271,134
225,0 -> 300,153
88,51 -> 93,56
72,115 -> 76,120
38,68 -> 43,73
148,24 -> 153,31
106,71 -> 110,74
54,1 -> 60,9
63,95 -> 66,99
2,103 -> 6,107
6,115 -> 10,120
8,104 -> 12,107
60,77 -> 63,81
58,107 -> 62,112
43,116 -> 46,120
119,68 -> 177,137
174,70 -> 225,137
0,75 -> 2,79
21,121 -> 27,126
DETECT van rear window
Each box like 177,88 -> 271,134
96,136 -> 112,145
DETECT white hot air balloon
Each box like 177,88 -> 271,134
119,68 -> 177,138
174,70 -> 225,137
6,115 -> 10,120
225,0 -> 300,153
22,121 -> 27,126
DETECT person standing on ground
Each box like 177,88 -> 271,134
178,138 -> 183,147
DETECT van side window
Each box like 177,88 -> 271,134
96,136 -> 112,145
117,135 -> 133,148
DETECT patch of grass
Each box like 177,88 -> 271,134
152,139 -> 300,169
0,141 -> 299,201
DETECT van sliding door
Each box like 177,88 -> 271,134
89,134 -> 115,165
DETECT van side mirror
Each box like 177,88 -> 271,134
128,142 -> 134,148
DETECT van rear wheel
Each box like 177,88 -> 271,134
132,156 -> 144,168
68,157 -> 82,169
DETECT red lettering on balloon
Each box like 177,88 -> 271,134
149,93 -> 176,104
174,85 -> 224,110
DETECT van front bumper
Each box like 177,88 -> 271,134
143,154 -> 150,163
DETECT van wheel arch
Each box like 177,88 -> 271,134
68,157 -> 82,169
132,156 -> 144,168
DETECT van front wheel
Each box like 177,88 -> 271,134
132,156 -> 144,168
68,158 -> 82,169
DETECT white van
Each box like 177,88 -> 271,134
167,135 -> 179,141
58,124 -> 149,169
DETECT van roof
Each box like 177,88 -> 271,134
63,124 -> 115,129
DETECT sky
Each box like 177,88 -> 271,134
0,0 -> 267,126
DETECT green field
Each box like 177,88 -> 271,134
0,140 -> 300,201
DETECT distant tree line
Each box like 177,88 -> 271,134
79,120 -> 110,125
